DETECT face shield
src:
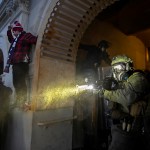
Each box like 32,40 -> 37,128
112,63 -> 127,81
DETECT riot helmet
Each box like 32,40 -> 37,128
98,40 -> 110,51
111,55 -> 133,81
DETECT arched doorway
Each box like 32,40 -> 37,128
31,1 -> 119,149
29,1 -> 150,150
32,0 -> 118,109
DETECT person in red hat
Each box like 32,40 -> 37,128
4,21 -> 37,109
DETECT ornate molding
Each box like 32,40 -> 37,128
5,0 -> 13,15
0,0 -> 30,29
13,0 -> 30,11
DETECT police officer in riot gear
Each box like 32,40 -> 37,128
77,40 -> 111,85
103,55 -> 150,150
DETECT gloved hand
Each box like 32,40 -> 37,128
4,66 -> 9,73
98,89 -> 104,98
102,77 -> 118,90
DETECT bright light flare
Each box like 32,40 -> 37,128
36,82 -> 85,110
88,85 -> 94,90
76,84 -> 94,92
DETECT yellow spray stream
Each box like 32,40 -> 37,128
33,82 -> 85,110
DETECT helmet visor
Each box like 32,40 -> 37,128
112,63 -> 126,73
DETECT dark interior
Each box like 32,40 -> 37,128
96,0 -> 150,47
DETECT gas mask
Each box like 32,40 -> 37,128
111,55 -> 134,81
112,63 -> 130,81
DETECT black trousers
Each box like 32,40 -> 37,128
12,62 -> 29,105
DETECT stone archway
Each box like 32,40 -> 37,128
32,0 -> 118,109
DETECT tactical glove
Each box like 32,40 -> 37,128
102,77 -> 118,90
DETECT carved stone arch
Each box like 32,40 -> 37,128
41,0 -> 117,62
32,0 -> 118,108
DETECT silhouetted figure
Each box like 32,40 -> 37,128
78,40 -> 111,84
76,40 -> 111,150
0,76 -> 12,150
